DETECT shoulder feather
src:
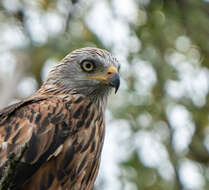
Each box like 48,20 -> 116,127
0,95 -> 74,188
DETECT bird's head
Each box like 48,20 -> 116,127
44,47 -> 120,103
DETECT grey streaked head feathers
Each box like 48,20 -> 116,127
42,47 -> 120,104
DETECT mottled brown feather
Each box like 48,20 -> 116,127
0,93 -> 105,190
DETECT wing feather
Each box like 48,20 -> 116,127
0,95 -> 73,188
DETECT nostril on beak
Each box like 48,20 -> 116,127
107,72 -> 112,75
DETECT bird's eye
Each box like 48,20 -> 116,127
81,61 -> 95,72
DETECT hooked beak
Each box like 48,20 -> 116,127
108,72 -> 120,93
86,65 -> 120,93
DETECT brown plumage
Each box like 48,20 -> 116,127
0,47 -> 120,190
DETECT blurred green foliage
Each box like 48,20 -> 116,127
0,0 -> 209,189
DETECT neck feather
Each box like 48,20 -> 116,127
37,82 -> 110,111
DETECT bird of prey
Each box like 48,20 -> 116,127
0,47 -> 120,190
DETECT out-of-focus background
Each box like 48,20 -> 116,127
0,0 -> 209,189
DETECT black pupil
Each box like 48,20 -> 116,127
85,63 -> 92,69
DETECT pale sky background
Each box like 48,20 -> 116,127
0,0 -> 208,190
